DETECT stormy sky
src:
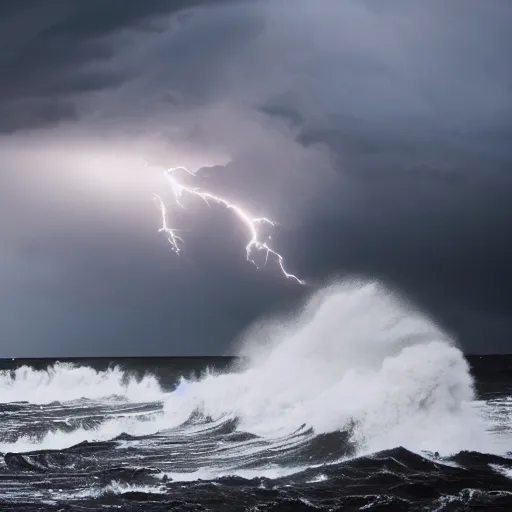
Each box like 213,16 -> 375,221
1,0 -> 511,356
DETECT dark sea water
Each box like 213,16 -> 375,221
0,355 -> 511,511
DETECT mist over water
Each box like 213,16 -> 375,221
163,280 -> 490,455
0,280 -> 500,461
2,279 -> 512,512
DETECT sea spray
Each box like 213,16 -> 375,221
0,280 -> 494,457
163,279 -> 491,455
0,362 -> 164,404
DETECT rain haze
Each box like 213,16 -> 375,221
1,0 -> 511,356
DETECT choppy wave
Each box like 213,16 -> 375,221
0,362 -> 165,404
0,280 -> 502,460
1,280 -> 512,509
0,283 -> 512,511
0,362 -> 168,453
3,436 -> 512,510
0,409 -> 165,453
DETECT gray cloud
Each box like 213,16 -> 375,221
0,0 -> 511,355
0,0 -> 237,132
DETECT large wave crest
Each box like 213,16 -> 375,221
163,280 -> 490,455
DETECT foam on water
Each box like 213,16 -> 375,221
0,363 -> 169,452
163,280 -> 496,456
0,280 -> 507,462
70,481 -> 167,500
0,410 -> 167,453
161,465 -> 307,482
0,362 -> 165,404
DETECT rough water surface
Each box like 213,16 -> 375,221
1,283 -> 511,511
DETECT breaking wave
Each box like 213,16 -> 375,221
162,280 -> 492,456
0,280 -> 499,462
0,363 -> 164,404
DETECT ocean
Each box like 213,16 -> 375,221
0,355 -> 510,511
1,284 -> 511,511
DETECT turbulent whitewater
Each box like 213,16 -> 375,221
1,281 -> 511,511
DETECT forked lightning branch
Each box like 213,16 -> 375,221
153,167 -> 305,285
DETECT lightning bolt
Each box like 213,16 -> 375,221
154,167 -> 305,285
153,193 -> 184,255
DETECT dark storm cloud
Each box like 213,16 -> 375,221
287,167 -> 512,351
0,0 -> 240,132
1,0 -> 512,355
231,0 -> 512,352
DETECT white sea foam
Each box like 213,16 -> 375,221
0,362 -> 165,404
0,411 -> 167,453
163,280 -> 496,456
0,280 -> 505,460
70,481 -> 166,499
161,465 -> 307,482
490,464 -> 512,479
